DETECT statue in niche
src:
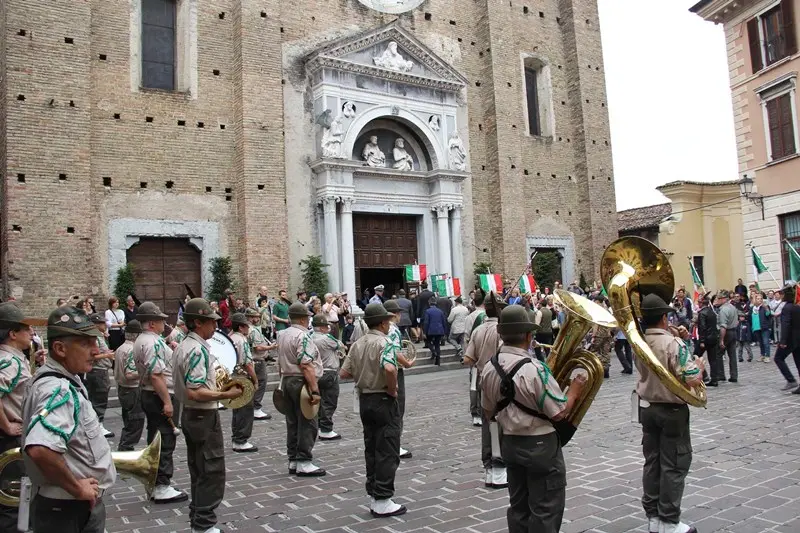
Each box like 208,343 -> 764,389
362,135 -> 386,167
392,138 -> 414,171
321,114 -> 344,158
428,115 -> 441,132
342,101 -> 356,119
373,41 -> 414,72
449,131 -> 467,171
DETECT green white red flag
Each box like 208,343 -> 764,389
751,247 -> 769,290
404,264 -> 427,282
435,277 -> 461,297
689,259 -> 704,303
479,273 -> 503,293
519,274 -> 536,294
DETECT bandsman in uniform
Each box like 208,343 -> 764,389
229,313 -> 259,452
166,317 -> 188,349
463,291 -> 507,488
0,302 -> 45,530
247,308 -> 276,420
340,303 -> 407,518
311,314 -> 343,441
463,290 -> 486,426
383,299 -> 414,458
481,305 -> 586,533
133,301 -> 188,503
85,313 -> 115,438
174,298 -> 243,533
277,302 -> 325,476
637,295 -> 702,533
114,319 -> 145,451
21,306 -> 116,533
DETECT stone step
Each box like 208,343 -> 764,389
106,342 -> 463,408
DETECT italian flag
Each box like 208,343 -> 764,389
751,247 -> 769,291
519,274 -> 536,294
479,273 -> 503,293
404,264 -> 427,282
689,259 -> 704,303
435,277 -> 461,297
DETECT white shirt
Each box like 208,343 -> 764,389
105,308 -> 125,329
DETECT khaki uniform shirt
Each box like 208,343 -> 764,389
464,308 -> 486,343
173,332 -> 218,409
134,331 -> 174,393
166,327 -> 185,346
342,330 -> 395,394
248,326 -> 269,361
92,334 -> 112,370
230,331 -> 253,366
464,318 -> 502,373
0,344 -> 32,426
113,340 -> 139,389
480,346 -> 568,436
278,325 -> 322,378
21,359 -> 117,495
312,332 -> 341,371
637,328 -> 701,404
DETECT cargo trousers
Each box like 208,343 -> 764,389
182,407 -> 226,531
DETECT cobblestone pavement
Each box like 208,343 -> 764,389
101,352 -> 800,533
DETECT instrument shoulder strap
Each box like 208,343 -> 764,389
489,354 -> 549,423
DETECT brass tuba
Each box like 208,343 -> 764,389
0,432 -> 161,507
213,360 -> 255,410
600,236 -> 707,407
547,289 -> 617,428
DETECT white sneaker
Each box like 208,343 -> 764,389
491,467 -> 508,488
659,521 -> 696,533
319,430 -> 341,440
192,527 -> 221,533
649,517 -> 661,533
253,409 -> 271,420
399,447 -> 412,459
484,468 -> 493,487
288,461 -> 297,474
151,484 -> 188,503
100,425 -> 114,438
472,416 -> 482,427
370,498 -> 407,517
295,461 -> 326,477
232,441 -> 258,453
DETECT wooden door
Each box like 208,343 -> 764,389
126,237 -> 201,323
353,214 -> 418,269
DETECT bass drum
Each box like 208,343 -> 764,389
209,330 -> 238,372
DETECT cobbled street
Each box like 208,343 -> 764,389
102,355 -> 800,533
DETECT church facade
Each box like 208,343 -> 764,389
0,0 -> 617,316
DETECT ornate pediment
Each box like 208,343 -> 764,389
306,21 -> 468,92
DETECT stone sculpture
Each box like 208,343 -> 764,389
449,131 -> 467,171
362,135 -> 386,167
321,114 -> 344,158
392,138 -> 414,171
343,101 -> 356,119
429,115 -> 441,131
373,41 -> 414,72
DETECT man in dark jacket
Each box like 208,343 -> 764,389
416,283 -> 434,347
696,293 -> 720,386
436,294 -> 453,346
422,298 -> 447,366
774,283 -> 800,393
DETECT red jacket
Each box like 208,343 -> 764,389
220,298 -> 232,329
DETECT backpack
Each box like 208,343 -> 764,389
489,354 -> 576,446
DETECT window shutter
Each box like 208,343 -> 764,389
767,98 -> 783,158
780,94 -> 796,156
524,68 -> 540,136
782,0 -> 797,56
748,17 -> 764,72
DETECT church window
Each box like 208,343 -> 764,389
524,67 -> 541,136
522,55 -> 554,137
142,0 -> 177,90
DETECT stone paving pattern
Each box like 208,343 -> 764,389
101,353 -> 800,533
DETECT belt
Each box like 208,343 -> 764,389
639,399 -> 686,408
38,486 -> 106,500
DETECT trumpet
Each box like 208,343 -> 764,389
0,432 -> 162,507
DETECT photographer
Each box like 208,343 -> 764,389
323,293 -> 344,338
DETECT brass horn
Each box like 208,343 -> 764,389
600,236 -> 707,408
0,432 -> 161,507
547,289 -> 617,427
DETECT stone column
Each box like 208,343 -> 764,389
340,197 -> 357,306
450,206 -> 463,281
321,196 -> 340,292
434,205 -> 452,275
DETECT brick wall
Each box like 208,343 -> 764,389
1,0 -> 617,315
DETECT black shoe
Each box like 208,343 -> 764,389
747,357 -> 753,362
708,381 -> 718,387
728,378 -> 738,383
738,358 -> 744,363
370,505 -> 407,518
792,386 -> 800,395
603,369 -> 610,379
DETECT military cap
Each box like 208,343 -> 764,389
718,289 -> 731,299
230,313 -> 249,327
484,290 -> 508,318
374,285 -> 385,292
0,302 -> 46,328
311,314 -> 329,327
47,306 -> 102,340
245,307 -> 261,318
363,303 -> 394,326
182,298 -> 221,320
125,319 -> 143,334
137,301 -> 168,321
497,305 -> 538,335
639,294 -> 673,318
288,301 -> 312,317
383,299 -> 401,313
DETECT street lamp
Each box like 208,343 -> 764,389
738,176 -> 764,220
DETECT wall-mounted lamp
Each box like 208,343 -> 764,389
739,175 -> 765,220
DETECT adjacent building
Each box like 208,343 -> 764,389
692,0 -> 800,288
1,0 -> 618,317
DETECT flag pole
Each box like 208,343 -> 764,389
506,250 -> 538,302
